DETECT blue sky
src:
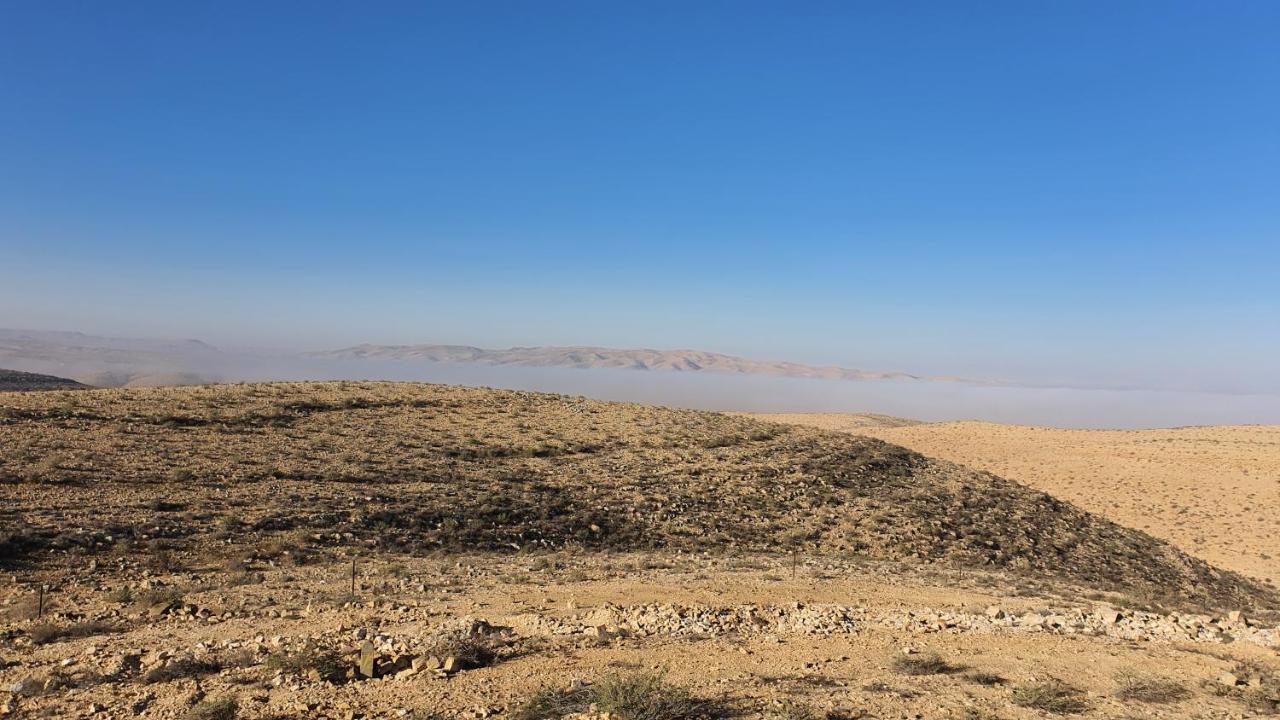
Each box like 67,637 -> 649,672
2,1 -> 1277,393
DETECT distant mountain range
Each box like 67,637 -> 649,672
0,328 -> 223,388
310,344 -> 937,382
0,328 -> 958,387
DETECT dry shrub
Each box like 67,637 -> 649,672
1010,679 -> 1089,714
28,620 -> 114,645
143,657 -> 222,684
892,652 -> 963,675
1114,670 -> 1191,703
762,701 -> 825,720
266,643 -> 348,681
186,695 -> 237,720
515,672 -> 722,720
422,627 -> 500,670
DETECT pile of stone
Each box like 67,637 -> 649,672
502,602 -> 1279,649
506,601 -> 860,638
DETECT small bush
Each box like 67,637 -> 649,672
1010,680 -> 1089,714
143,657 -> 222,684
762,701 -> 824,720
137,586 -> 185,608
28,620 -> 114,645
423,629 -> 499,670
266,644 -> 347,681
892,653 -> 963,676
1114,671 -> 1191,703
594,672 -> 718,720
186,695 -> 237,720
515,672 -> 720,720
965,672 -> 1007,686
28,623 -> 63,645
514,685 -> 594,720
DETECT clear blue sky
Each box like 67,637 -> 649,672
2,2 -> 1277,393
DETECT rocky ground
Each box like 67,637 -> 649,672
4,553 -> 1280,719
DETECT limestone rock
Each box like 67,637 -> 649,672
358,640 -> 377,679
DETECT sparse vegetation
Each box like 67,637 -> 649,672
1114,670 -> 1191,703
421,626 -> 500,670
143,657 -> 223,684
892,652 -> 963,675
186,695 -> 237,720
266,643 -> 348,681
515,672 -> 720,720
514,684 -> 595,720
27,620 -> 114,645
1010,679 -> 1089,714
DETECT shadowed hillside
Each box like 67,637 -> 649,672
1,381 -> 1274,613
0,369 -> 88,392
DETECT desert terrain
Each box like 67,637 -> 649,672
741,414 -> 1280,588
3,383 -> 1279,719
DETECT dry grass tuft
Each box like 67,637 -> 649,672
892,652 -> 963,675
27,620 -> 115,645
143,657 -> 222,684
965,671 -> 1007,686
762,701 -> 825,720
515,671 -> 722,720
422,627 -> 500,670
1114,670 -> 1192,703
265,643 -> 348,681
1010,679 -> 1089,714
185,695 -> 237,720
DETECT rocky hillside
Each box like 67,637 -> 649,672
0,369 -> 88,392
1,381 -> 1274,613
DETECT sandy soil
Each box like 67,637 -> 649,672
742,414 -> 1280,587
4,553 -> 1278,719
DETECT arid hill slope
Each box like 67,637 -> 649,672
742,413 -> 1280,587
1,382 -> 1274,612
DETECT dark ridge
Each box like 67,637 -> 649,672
0,369 -> 89,392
